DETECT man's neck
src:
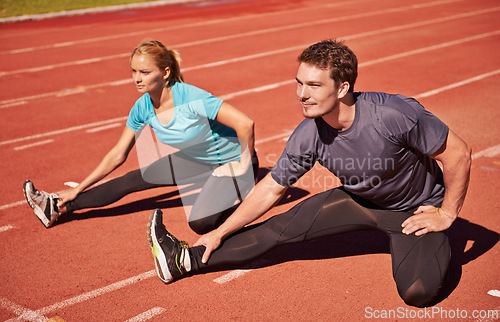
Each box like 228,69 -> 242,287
322,92 -> 355,131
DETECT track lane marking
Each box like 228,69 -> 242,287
472,144 -> 500,160
2,12 -> 499,109
2,0 -> 491,77
1,62 -> 499,151
13,139 -> 54,151
0,0 -> 443,55
0,225 -> 14,232
0,0 -> 200,25
0,116 -> 127,147
35,270 -> 156,315
213,259 -> 270,284
124,307 -> 166,322
415,69 -> 500,100
0,297 -> 47,322
86,122 -> 122,133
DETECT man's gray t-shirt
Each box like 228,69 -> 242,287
271,92 -> 448,211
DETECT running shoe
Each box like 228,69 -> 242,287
23,180 -> 61,228
147,209 -> 191,283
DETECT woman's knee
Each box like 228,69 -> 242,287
188,218 -> 216,235
188,207 -> 236,235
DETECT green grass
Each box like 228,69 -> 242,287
0,0 -> 161,18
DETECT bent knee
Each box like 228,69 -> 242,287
188,219 -> 214,235
399,279 -> 437,307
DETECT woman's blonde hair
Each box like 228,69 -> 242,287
131,40 -> 184,84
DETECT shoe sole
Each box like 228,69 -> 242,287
23,180 -> 51,228
147,209 -> 173,284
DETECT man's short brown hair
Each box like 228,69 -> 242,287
298,39 -> 358,92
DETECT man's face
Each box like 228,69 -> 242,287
295,62 -> 339,119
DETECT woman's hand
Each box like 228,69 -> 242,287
57,187 -> 80,208
212,148 -> 252,177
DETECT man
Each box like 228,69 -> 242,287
146,39 -> 471,307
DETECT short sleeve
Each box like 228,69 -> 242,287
271,119 -> 317,186
378,95 -> 449,156
400,96 -> 449,155
176,83 -> 223,120
126,95 -> 149,132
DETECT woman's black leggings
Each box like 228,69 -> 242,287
65,151 -> 259,234
189,188 -> 450,307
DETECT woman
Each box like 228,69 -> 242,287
23,40 -> 258,234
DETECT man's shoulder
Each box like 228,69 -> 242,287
358,92 -> 423,133
358,92 -> 421,119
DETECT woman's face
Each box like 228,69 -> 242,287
130,54 -> 169,94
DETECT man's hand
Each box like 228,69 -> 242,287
401,205 -> 456,236
193,230 -> 224,264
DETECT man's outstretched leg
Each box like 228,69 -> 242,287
145,188 -> 379,284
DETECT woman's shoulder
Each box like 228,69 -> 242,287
133,93 -> 152,108
173,82 -> 216,103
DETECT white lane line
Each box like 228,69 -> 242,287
220,80 -> 294,101
36,270 -> 156,315
13,139 -> 54,151
0,0 -> 200,24
2,13 -> 499,110
254,130 -> 293,145
415,69 -> 500,100
213,259 -> 269,284
213,269 -> 253,284
0,225 -> 14,232
2,53 -> 129,76
473,144 -> 500,160
0,297 -> 47,322
0,200 -> 26,211
124,307 -> 166,322
488,290 -> 500,297
0,116 -> 127,147
0,79 -> 131,109
0,0 -> 427,55
0,101 -> 27,108
2,0 -> 488,77
86,122 -> 122,133
360,30 -> 500,68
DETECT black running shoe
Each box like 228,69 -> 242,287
147,209 -> 191,283
23,180 -> 61,228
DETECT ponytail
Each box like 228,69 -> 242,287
167,48 -> 184,83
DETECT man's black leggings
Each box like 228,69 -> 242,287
65,151 -> 259,235
189,187 -> 450,307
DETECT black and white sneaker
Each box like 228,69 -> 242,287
23,180 -> 61,228
147,209 -> 191,283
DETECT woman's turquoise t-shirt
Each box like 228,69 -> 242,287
126,82 -> 241,165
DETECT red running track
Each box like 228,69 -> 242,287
1,0 -> 499,320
